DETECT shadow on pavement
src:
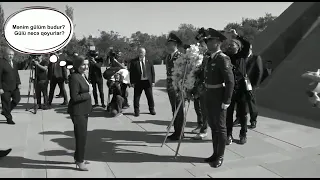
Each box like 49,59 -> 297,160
131,119 -> 198,129
0,156 -> 75,170
53,106 -> 115,119
258,106 -> 320,129
154,79 -> 166,88
38,129 -> 206,164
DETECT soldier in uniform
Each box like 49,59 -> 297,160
192,28 -> 210,140
203,28 -> 235,168
165,33 -> 184,141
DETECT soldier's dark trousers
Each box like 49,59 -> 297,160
236,89 -> 258,124
36,80 -> 49,106
167,89 -> 184,136
205,88 -> 227,159
194,93 -> 208,133
48,76 -> 67,104
227,91 -> 248,137
1,89 -> 20,120
92,80 -> 104,105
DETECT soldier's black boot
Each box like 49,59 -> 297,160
239,135 -> 247,145
205,133 -> 217,163
211,135 -> 226,168
226,135 -> 233,145
249,121 -> 257,129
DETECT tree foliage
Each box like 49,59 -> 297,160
224,13 -> 277,43
1,4 -> 277,69
0,4 -> 6,59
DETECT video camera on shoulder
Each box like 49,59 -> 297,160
195,27 -> 207,41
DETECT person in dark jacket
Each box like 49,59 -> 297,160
89,56 -> 106,108
165,33 -> 184,141
33,55 -> 50,110
0,48 -> 21,125
108,73 -> 125,117
224,31 -> 251,145
192,28 -> 209,140
67,55 -> 92,171
234,44 -> 263,129
129,47 -> 156,117
47,52 -> 68,106
203,28 -> 235,168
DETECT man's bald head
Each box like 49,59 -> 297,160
138,47 -> 146,59
6,48 -> 14,61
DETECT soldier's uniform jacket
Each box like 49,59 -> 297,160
204,51 -> 235,104
165,51 -> 182,90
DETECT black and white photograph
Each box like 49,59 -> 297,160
1,1 -> 320,178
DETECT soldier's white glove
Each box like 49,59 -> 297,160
221,103 -> 230,110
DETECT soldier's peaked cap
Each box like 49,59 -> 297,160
206,28 -> 227,42
167,33 -> 182,45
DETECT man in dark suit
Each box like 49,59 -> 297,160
261,60 -> 273,82
89,56 -> 105,108
0,48 -> 21,125
129,47 -> 156,117
165,33 -> 184,141
47,52 -> 68,106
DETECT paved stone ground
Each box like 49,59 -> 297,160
1,65 -> 320,178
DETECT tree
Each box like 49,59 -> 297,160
64,5 -> 87,56
224,13 -> 277,43
0,4 -> 6,59
65,5 -> 76,40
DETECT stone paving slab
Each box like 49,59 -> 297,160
1,67 -> 320,178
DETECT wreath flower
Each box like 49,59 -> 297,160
171,44 -> 204,100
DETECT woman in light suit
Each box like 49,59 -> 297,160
67,55 -> 92,171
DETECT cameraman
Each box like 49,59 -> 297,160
48,51 -> 68,106
88,55 -> 106,108
108,73 -> 124,117
33,55 -> 49,110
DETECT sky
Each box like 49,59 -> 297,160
2,2 -> 293,39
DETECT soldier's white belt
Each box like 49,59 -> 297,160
205,83 -> 225,89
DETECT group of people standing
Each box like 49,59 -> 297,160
164,28 -> 267,168
0,27 -> 270,170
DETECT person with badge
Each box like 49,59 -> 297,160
202,28 -> 235,168
224,29 -> 252,145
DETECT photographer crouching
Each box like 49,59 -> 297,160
31,55 -> 50,110
108,73 -> 125,117
87,48 -> 106,108
107,50 -> 130,108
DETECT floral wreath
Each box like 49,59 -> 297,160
171,44 -> 205,101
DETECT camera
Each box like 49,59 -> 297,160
29,55 -> 41,66
88,50 -> 98,58
195,27 -> 207,41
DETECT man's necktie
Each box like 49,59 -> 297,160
141,59 -> 147,78
10,61 -> 13,68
